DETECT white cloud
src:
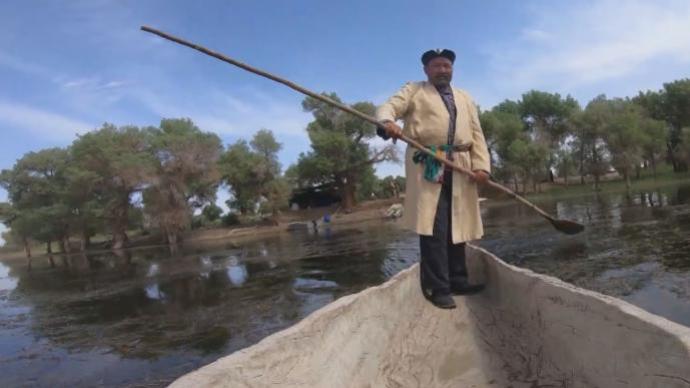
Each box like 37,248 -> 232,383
0,101 -> 94,141
487,0 -> 690,92
520,28 -> 552,43
59,76 -> 127,91
133,87 -> 312,137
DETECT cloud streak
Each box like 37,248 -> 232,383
132,86 -> 312,137
0,101 -> 94,142
486,0 -> 690,94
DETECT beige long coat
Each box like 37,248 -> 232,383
376,81 -> 491,243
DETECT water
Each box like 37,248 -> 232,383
479,181 -> 690,325
0,181 -> 689,386
0,225 -> 418,387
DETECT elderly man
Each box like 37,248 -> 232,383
376,49 -> 491,309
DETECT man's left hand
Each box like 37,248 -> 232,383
471,170 -> 490,185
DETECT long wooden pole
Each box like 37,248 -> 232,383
140,26 -> 584,235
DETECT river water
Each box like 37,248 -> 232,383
1,181 -> 689,387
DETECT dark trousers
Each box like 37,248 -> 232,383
419,171 -> 467,296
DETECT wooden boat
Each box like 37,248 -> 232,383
170,245 -> 690,388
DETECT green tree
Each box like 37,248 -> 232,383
600,99 -> 647,192
0,148 -> 72,256
679,127 -> 690,167
250,130 -> 287,218
220,129 -> 288,219
144,118 -> 222,245
571,96 -> 610,190
291,93 -> 397,210
663,79 -> 690,171
634,79 -> 690,172
481,109 -> 525,191
554,149 -> 576,185
519,90 -> 579,182
506,139 -> 549,193
478,110 -> 500,167
71,124 -> 154,249
220,140 -> 261,215
202,203 -> 223,222
639,116 -> 668,179
379,175 -> 404,198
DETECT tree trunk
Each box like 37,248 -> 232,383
513,174 -> 519,193
23,237 -> 32,258
111,227 -> 128,250
23,237 -> 32,270
651,157 -> 657,180
45,241 -> 55,267
579,135 -> 586,185
624,169 -> 631,194
591,142 -> 600,191
340,176 -> 356,211
111,193 -> 130,250
81,230 -> 91,251
166,228 -> 178,246
668,141 -> 679,172
62,236 -> 71,254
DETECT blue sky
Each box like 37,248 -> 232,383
1,0 -> 690,211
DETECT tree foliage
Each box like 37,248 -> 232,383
289,93 -> 398,209
220,129 -> 288,218
71,124 -> 154,249
143,118 -> 222,244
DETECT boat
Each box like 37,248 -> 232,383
170,245 -> 690,388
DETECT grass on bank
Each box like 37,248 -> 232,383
521,167 -> 690,201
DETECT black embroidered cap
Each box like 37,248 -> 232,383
421,49 -> 456,66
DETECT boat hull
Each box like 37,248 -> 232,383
170,245 -> 690,388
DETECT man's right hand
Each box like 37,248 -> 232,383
382,121 -> 403,139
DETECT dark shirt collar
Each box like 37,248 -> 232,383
434,83 -> 452,95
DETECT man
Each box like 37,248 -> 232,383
376,49 -> 491,309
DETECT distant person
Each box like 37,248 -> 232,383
376,49 -> 491,309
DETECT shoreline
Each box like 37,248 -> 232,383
0,198 -> 403,264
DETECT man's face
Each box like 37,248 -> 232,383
424,57 -> 453,86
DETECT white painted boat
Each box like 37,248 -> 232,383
170,245 -> 690,388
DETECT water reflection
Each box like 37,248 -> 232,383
481,181 -> 690,325
1,181 -> 688,387
0,223 -> 418,387
145,283 -> 164,300
0,262 -> 18,292
226,256 -> 248,286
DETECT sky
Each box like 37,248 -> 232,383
1,0 -> 690,232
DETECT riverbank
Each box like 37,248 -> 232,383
3,170 -> 689,264
502,169 -> 690,202
0,197 -> 403,264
